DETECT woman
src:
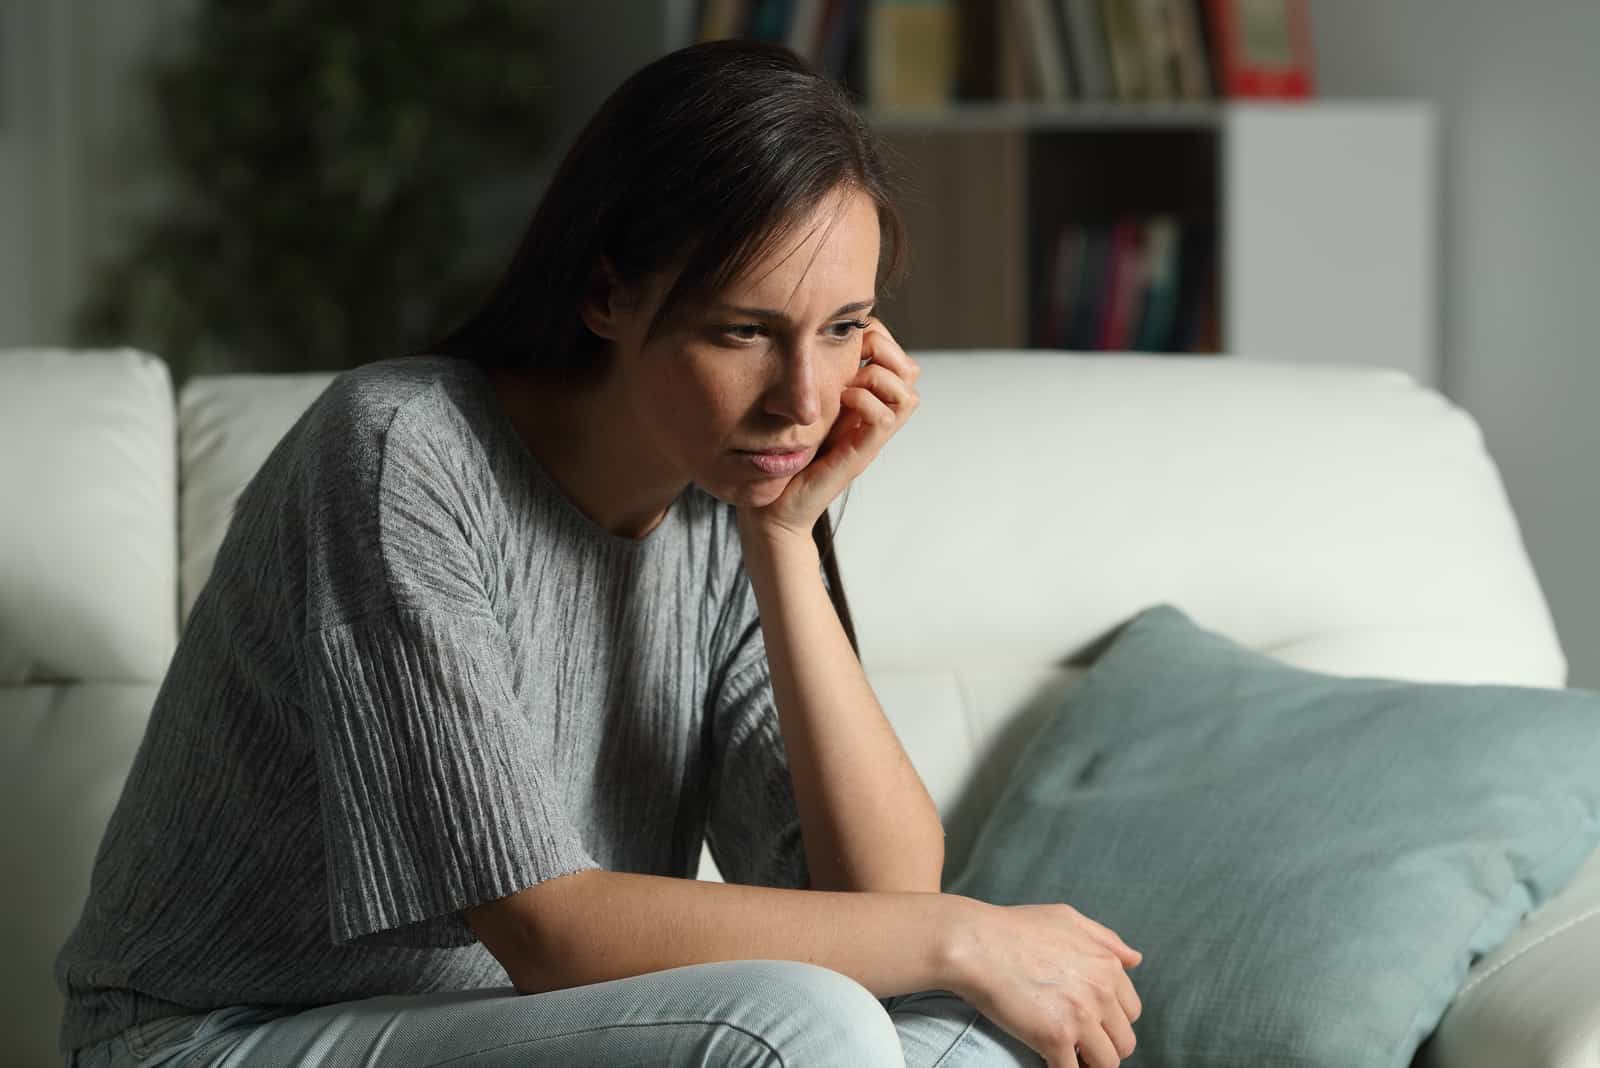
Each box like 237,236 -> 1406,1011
54,38 -> 1141,1068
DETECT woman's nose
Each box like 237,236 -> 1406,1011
766,339 -> 823,427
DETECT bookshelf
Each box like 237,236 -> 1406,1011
868,99 -> 1437,388
587,1 -> 1437,387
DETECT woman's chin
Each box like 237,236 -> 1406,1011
698,473 -> 793,509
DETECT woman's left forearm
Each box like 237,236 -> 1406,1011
739,527 -> 945,895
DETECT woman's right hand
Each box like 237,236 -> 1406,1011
940,895 -> 1144,1068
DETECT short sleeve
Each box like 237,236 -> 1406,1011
291,380 -> 599,948
303,610 -> 600,948
702,556 -> 812,892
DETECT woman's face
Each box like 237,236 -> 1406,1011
591,186 -> 882,511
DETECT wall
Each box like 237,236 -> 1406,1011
0,0 -> 198,348
538,1 -> 691,169
1310,0 -> 1600,687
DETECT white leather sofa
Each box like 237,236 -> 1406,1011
4,346 -> 1597,1068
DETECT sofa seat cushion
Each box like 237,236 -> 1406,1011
0,683 -> 161,1068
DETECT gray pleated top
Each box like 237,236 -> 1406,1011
53,354 -> 809,1055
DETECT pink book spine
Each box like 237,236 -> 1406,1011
1097,219 -> 1142,350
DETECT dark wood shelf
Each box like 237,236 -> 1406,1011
873,121 -> 1221,354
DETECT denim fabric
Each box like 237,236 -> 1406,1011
67,960 -> 1044,1067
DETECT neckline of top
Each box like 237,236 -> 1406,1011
436,354 -> 691,552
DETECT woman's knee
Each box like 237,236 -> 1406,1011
710,960 -> 903,1066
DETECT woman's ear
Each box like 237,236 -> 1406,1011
578,257 -> 634,341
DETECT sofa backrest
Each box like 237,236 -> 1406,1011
835,351 -> 1562,685
174,352 -> 1567,688
177,370 -> 335,626
169,350 -> 1568,878
0,348 -> 178,685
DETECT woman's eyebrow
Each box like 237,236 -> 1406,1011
713,298 -> 876,321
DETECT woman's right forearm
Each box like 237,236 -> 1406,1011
474,867 -> 984,999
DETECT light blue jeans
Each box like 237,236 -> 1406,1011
67,959 -> 1046,1067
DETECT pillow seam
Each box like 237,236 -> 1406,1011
1451,903 -> 1600,1004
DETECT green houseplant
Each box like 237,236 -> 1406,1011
76,0 -> 552,384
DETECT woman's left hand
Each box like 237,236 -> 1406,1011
735,317 -> 920,545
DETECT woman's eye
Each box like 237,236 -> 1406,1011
718,319 -> 868,344
721,324 -> 765,343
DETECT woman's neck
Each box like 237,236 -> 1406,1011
487,365 -> 683,540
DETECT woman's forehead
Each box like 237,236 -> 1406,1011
720,199 -> 879,304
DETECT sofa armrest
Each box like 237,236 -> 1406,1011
1420,844 -> 1600,1068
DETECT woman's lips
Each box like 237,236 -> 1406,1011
735,447 -> 811,476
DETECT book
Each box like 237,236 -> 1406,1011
1206,0 -> 1314,98
1058,0 -> 1114,100
1165,0 -> 1215,98
1133,216 -> 1181,350
1015,0 -> 1072,101
1048,0 -> 1082,97
817,0 -> 868,83
786,0 -> 827,63
996,0 -> 1032,100
1069,225 -> 1110,350
952,0 -> 999,98
1099,0 -> 1148,100
1171,222 -> 1217,352
1190,0 -> 1219,68
746,0 -> 793,40
699,0 -> 747,40
1046,226 -> 1089,347
1097,218 -> 1146,350
1134,0 -> 1178,100
868,0 -> 958,109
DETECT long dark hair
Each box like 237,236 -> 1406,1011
422,38 -> 910,660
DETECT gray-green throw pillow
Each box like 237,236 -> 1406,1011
945,604 -> 1600,1068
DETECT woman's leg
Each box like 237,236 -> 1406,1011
70,968 -> 1044,1068
883,989 -> 1046,1068
77,960 -> 905,1067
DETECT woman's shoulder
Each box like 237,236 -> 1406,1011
225,354 -> 495,564
311,354 -> 482,436
288,355 -> 492,483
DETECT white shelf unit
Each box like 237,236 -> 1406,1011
1222,103 -> 1436,386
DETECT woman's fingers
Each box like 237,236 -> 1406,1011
1100,985 -> 1139,1057
840,386 -> 895,443
1074,1022 -> 1122,1068
809,344 -> 920,496
843,318 -> 919,459
860,317 -> 920,383
852,361 -> 918,422
1116,968 -> 1143,1026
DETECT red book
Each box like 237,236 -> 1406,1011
1205,0 -> 1315,99
1096,219 -> 1145,351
